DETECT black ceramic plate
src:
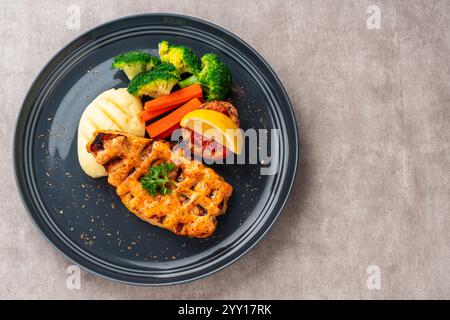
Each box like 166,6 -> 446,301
14,14 -> 298,285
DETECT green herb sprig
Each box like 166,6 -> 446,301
141,162 -> 177,196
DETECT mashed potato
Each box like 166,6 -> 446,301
77,88 -> 145,178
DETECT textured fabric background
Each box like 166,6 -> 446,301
1,0 -> 449,299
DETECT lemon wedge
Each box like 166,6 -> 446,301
180,109 -> 243,154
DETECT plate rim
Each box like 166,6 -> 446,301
13,13 -> 299,286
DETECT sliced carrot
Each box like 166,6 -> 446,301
146,98 -> 202,138
142,83 -> 202,109
154,124 -> 181,140
139,104 -> 179,122
140,84 -> 203,122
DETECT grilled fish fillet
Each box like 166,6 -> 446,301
86,130 -> 233,238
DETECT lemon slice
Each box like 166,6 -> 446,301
180,109 -> 243,154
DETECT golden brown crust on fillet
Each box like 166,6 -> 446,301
87,130 -> 233,238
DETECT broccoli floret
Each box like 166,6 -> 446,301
112,51 -> 160,80
153,62 -> 178,74
158,40 -> 201,75
127,69 -> 179,98
146,55 -> 160,70
178,53 -> 232,101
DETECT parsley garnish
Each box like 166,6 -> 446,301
141,162 -> 177,196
